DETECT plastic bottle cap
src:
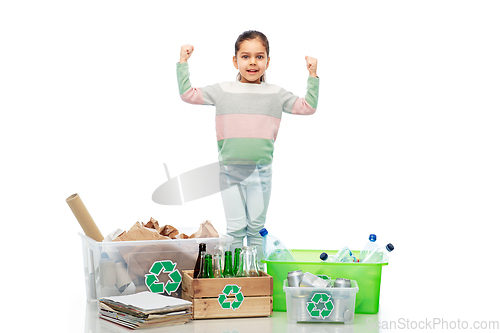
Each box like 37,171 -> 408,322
369,234 -> 377,242
386,243 -> 394,252
259,228 -> 268,237
319,252 -> 328,261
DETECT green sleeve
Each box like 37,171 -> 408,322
305,76 -> 319,109
176,62 -> 192,95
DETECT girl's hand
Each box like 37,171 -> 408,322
180,45 -> 194,63
305,56 -> 318,78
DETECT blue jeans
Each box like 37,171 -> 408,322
219,164 -> 272,265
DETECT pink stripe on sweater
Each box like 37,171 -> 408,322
292,98 -> 316,115
216,114 -> 281,141
180,87 -> 204,105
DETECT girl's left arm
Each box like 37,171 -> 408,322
281,56 -> 319,115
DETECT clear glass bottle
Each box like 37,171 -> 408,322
235,247 -> 247,277
214,242 -> 227,271
213,253 -> 222,278
222,251 -> 233,278
247,245 -> 260,277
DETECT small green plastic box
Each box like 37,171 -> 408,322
263,249 -> 388,314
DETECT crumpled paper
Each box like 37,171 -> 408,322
189,220 -> 219,238
108,218 -> 218,282
114,218 -> 179,241
112,218 -> 219,242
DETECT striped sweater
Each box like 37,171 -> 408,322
177,62 -> 319,165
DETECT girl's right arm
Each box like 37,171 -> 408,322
177,45 -> 220,106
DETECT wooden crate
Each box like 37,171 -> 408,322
182,270 -> 273,319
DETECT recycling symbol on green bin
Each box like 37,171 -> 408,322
306,293 -> 334,319
144,260 -> 181,295
218,284 -> 244,310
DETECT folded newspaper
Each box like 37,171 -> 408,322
99,291 -> 192,329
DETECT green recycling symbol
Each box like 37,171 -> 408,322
316,274 -> 331,281
306,293 -> 334,319
144,260 -> 181,295
218,284 -> 244,310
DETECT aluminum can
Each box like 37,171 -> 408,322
299,272 -> 332,288
331,278 -> 352,322
333,278 -> 351,288
287,270 -> 303,287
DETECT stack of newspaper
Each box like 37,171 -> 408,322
99,291 -> 192,329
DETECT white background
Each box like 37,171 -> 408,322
1,1 -> 499,332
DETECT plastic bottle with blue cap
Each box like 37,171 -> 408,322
259,228 -> 295,261
362,243 -> 394,263
359,234 -> 379,262
320,246 -> 356,263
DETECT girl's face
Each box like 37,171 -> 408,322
233,38 -> 270,84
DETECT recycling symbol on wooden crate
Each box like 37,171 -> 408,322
144,260 -> 181,295
218,284 -> 244,310
306,293 -> 334,319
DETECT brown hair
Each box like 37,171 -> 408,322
234,30 -> 269,82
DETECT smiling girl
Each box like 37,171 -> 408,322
177,30 -> 319,263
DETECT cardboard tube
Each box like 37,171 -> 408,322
66,193 -> 104,242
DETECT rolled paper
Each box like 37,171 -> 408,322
66,193 -> 104,242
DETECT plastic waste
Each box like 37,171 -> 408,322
259,228 -> 295,261
359,234 -> 379,262
320,246 -> 356,263
362,243 -> 394,263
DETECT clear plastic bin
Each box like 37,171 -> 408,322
264,249 -> 388,313
283,279 -> 359,324
80,231 -> 232,301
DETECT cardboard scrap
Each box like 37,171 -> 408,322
113,218 -> 216,242
189,220 -> 219,238
159,224 -> 179,239
114,220 -> 169,241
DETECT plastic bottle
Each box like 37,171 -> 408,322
320,246 -> 356,263
259,228 -> 295,261
359,234 -> 379,262
362,243 -> 394,263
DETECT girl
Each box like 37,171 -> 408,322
177,30 -> 319,264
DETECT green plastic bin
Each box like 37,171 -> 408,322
263,249 -> 388,314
